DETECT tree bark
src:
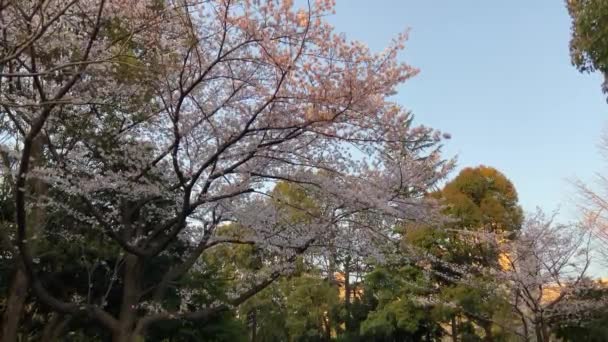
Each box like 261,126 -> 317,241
323,315 -> 331,342
541,324 -> 551,342
1,266 -> 28,342
451,315 -> 458,342
113,254 -> 143,342
250,310 -> 257,342
533,314 -> 551,342
40,313 -> 71,341
481,322 -> 494,342
1,137 -> 46,342
535,325 -> 543,342
519,315 -> 529,340
343,257 -> 352,332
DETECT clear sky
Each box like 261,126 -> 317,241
329,0 -> 607,221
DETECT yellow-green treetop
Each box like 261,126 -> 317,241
437,165 -> 523,234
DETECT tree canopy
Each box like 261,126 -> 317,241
567,0 -> 608,92
0,1 -> 606,342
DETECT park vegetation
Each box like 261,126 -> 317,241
1,0 -> 607,341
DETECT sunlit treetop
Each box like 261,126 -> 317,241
438,165 -> 523,234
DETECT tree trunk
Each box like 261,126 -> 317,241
250,310 -> 257,342
539,317 -> 551,342
541,324 -> 551,342
323,315 -> 331,342
1,266 -> 28,342
113,254 -> 142,342
520,316 -> 529,341
326,244 -> 337,336
534,314 -> 551,342
482,322 -> 493,342
535,325 -> 543,342
451,315 -> 458,342
1,137 -> 46,342
343,257 -> 352,332
40,313 -> 71,341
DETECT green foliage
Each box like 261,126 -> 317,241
239,282 -> 290,342
432,280 -> 514,339
0,167 -> 530,341
360,265 -> 442,341
284,275 -> 339,341
554,319 -> 608,342
552,283 -> 608,341
439,166 -> 523,234
271,181 -> 320,224
403,166 -> 524,341
147,312 -> 247,342
238,269 -> 342,341
413,166 -> 523,269
568,0 -> 608,92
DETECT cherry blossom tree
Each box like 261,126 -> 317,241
497,210 -> 592,342
0,0 -> 451,341
574,131 -> 608,265
0,0 -> 141,338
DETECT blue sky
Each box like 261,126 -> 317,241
329,0 -> 607,221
